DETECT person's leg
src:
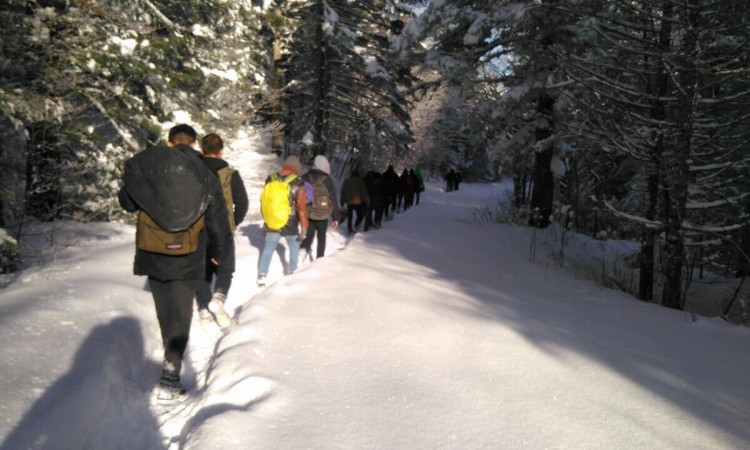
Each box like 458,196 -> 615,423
149,278 -> 199,382
374,204 -> 384,227
212,241 -> 235,297
364,204 -> 373,231
195,255 -> 216,311
285,234 -> 301,274
258,232 -> 281,276
315,220 -> 328,258
354,204 -> 365,229
300,222 -> 315,254
204,242 -> 234,325
346,205 -> 355,232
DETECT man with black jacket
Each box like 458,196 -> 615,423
196,133 -> 249,328
118,124 -> 232,400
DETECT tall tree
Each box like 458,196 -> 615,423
264,0 -> 415,168
560,0 -> 750,308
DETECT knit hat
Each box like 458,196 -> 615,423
283,155 -> 302,174
312,155 -> 331,175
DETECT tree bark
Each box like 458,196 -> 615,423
529,95 -> 555,228
660,5 -> 697,310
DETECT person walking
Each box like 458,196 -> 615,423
118,124 -> 232,400
340,169 -> 370,234
445,169 -> 455,192
364,170 -> 386,229
403,169 -> 417,211
196,133 -> 249,328
300,154 -> 339,262
413,166 -> 425,205
257,155 -> 309,287
382,165 -> 399,219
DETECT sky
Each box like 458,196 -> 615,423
1,132 -> 749,450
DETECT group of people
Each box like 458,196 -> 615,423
340,165 -> 425,234
118,124 -> 248,400
444,168 -> 462,192
256,153 -> 341,286
118,124 -> 431,400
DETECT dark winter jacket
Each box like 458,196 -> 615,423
382,166 -> 400,202
202,156 -> 249,228
118,144 -> 232,281
363,171 -> 385,208
340,174 -> 370,207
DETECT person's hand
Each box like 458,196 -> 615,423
211,258 -> 219,266
331,220 -> 339,229
298,227 -> 308,242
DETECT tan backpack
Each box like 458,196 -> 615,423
216,166 -> 236,234
136,210 -> 205,255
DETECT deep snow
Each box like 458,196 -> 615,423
1,137 -> 749,450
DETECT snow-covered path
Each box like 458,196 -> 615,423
178,183 -> 750,449
1,174 -> 749,449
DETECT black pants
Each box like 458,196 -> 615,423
301,218 -> 329,258
346,204 -> 366,232
367,202 -> 384,228
196,243 -> 235,309
148,278 -> 200,373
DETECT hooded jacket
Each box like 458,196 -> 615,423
302,155 -> 339,221
118,144 -> 232,281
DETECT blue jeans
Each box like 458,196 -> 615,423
258,232 -> 300,276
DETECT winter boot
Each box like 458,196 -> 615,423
157,361 -> 186,401
208,292 -> 231,329
198,308 -> 213,329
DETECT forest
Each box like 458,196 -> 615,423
1,0 -> 749,317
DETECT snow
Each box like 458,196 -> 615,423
1,137 -> 750,450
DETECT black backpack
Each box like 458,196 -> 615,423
308,174 -> 334,220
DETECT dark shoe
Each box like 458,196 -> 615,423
158,362 -> 186,401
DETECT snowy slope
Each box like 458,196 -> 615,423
0,142 -> 749,449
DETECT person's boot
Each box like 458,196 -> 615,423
208,292 -> 232,329
157,360 -> 186,401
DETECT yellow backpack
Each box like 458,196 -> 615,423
260,173 -> 297,231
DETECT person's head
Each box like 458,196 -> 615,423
283,155 -> 302,174
167,124 -> 197,147
312,154 -> 331,175
201,133 -> 224,158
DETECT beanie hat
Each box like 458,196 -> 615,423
283,155 -> 302,174
312,155 -> 331,175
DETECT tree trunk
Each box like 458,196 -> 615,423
638,157 -> 658,301
26,122 -> 62,222
311,0 -> 327,156
529,147 -> 553,228
528,95 -> 555,228
660,5 -> 696,310
639,3 -> 672,302
271,30 -> 283,156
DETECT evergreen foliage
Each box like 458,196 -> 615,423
2,0 -> 750,317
